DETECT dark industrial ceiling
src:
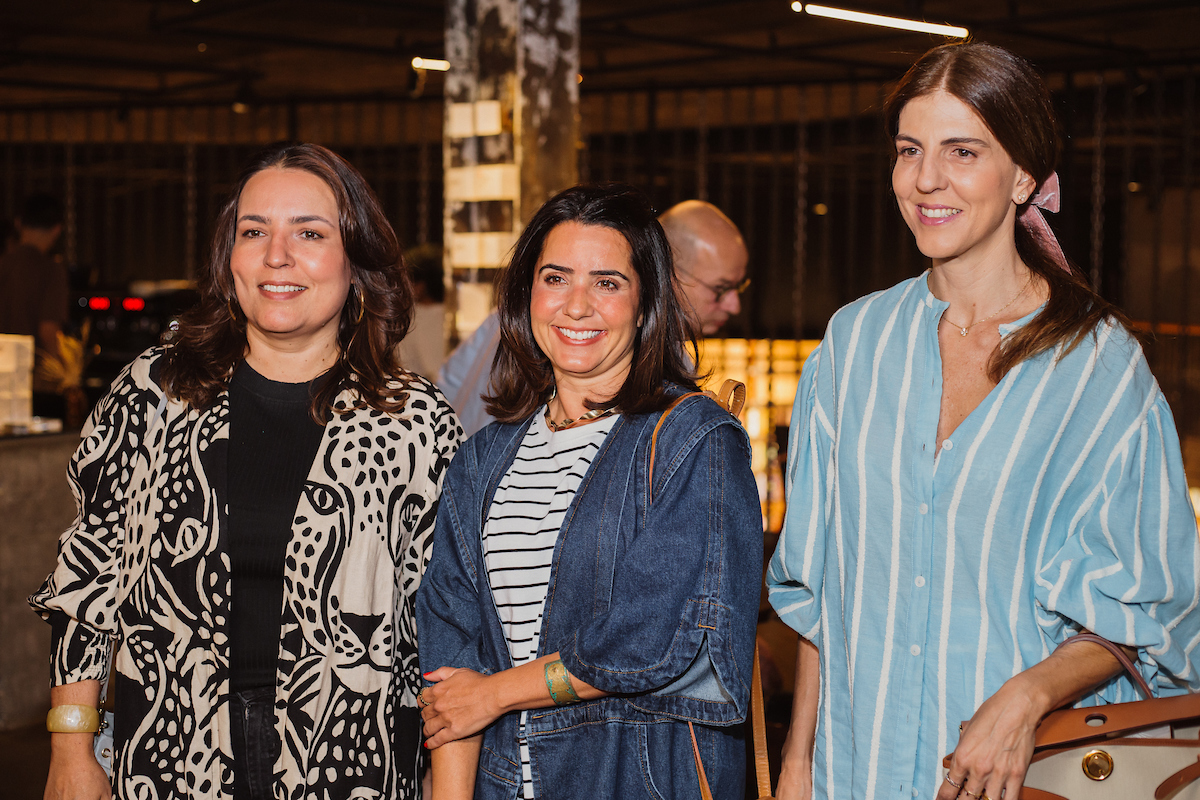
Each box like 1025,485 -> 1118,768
1,0 -> 1197,109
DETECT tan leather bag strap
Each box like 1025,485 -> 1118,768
689,721 -> 715,800
751,640 -> 774,799
1058,632 -> 1152,697
650,381 -> 771,799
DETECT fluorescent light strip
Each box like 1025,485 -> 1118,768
411,57 -> 451,72
795,3 -> 968,38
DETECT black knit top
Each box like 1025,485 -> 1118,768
226,362 -> 326,692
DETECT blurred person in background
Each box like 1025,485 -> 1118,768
0,193 -> 67,353
396,243 -> 447,380
32,142 -> 461,800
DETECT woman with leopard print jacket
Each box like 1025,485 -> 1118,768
31,143 -> 461,800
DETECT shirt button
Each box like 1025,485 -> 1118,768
919,502 -> 929,515
910,644 -> 921,656
913,790 -> 919,798
943,439 -> 954,451
915,576 -> 926,587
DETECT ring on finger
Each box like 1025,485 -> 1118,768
418,688 -> 430,708
944,775 -> 963,789
963,790 -> 983,799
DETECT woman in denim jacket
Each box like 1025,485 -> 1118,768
416,183 -> 763,799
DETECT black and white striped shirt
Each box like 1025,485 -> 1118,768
484,409 -> 618,797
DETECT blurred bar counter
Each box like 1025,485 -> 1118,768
0,432 -> 77,730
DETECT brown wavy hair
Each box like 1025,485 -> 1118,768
160,142 -> 415,420
485,183 -> 700,423
885,42 -> 1132,381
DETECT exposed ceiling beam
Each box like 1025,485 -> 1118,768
585,26 -> 897,72
990,26 -> 1146,59
974,0 -> 1197,29
583,0 -> 752,28
0,76 -> 163,96
151,0 -> 283,30
0,49 -> 257,79
168,26 -> 409,58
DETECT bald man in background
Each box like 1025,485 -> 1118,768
658,200 -> 749,335
438,198 -> 750,436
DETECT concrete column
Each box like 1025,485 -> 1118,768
443,0 -> 579,338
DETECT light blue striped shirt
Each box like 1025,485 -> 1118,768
767,272 -> 1200,800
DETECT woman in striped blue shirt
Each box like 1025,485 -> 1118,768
768,42 -> 1200,800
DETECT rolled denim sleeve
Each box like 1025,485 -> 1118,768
559,411 -> 762,708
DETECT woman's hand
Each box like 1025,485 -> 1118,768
938,636 -> 1133,800
420,667 -> 502,749
775,755 -> 814,800
421,654 -> 606,750
937,676 -> 1042,800
44,734 -> 111,800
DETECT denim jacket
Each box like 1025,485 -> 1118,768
416,391 -> 763,799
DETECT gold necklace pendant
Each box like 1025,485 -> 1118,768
545,406 -> 614,432
941,273 -> 1034,338
544,388 -> 615,431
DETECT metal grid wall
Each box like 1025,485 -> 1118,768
0,69 -> 1196,513
578,70 -> 1200,516
0,100 -> 444,286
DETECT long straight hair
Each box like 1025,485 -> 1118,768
885,42 -> 1132,381
485,183 -> 700,423
160,142 -> 415,420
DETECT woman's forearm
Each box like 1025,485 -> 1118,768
421,653 -> 609,750
430,736 -> 482,800
489,652 -> 607,715
1013,638 -> 1132,717
781,637 -> 819,764
776,637 -> 819,800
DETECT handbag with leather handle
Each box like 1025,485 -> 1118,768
943,633 -> 1200,800
649,381 -> 775,800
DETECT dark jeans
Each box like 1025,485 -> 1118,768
230,686 -> 280,800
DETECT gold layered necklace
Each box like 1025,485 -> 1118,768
544,389 -> 615,432
939,273 -> 1034,337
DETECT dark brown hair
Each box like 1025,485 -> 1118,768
160,142 -> 415,419
885,42 -> 1132,381
486,183 -> 700,422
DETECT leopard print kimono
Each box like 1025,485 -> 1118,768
30,348 -> 462,799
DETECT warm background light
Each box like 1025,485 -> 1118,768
411,57 -> 451,72
795,3 -> 969,38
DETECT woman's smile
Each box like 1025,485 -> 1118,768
917,204 -> 962,222
554,326 -> 603,342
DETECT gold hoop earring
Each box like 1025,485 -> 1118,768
347,284 -> 365,326
227,295 -> 243,326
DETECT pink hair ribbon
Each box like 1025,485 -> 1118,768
1019,171 -> 1071,271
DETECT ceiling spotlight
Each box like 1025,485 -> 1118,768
792,3 -> 968,38
411,57 -> 451,72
